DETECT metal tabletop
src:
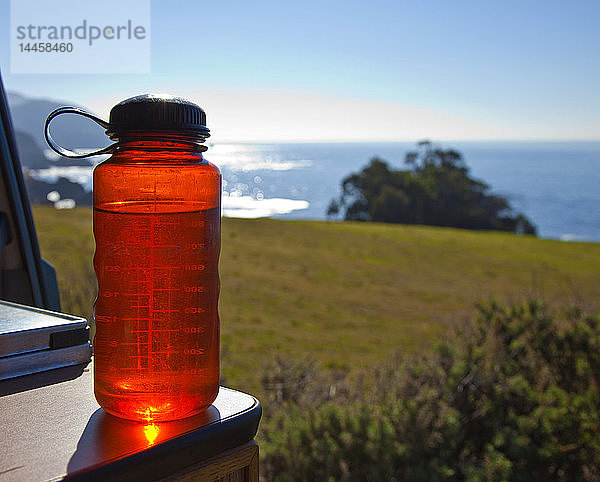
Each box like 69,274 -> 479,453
0,366 -> 261,481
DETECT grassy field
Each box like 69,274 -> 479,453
32,205 -> 600,395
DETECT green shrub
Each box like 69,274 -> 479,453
259,300 -> 600,481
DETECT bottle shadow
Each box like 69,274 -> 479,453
66,405 -> 221,479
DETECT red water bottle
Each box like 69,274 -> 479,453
45,95 -> 221,422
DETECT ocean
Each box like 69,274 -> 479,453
34,141 -> 600,242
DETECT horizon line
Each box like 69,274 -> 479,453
210,137 -> 600,144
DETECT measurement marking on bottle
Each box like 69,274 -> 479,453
184,307 -> 206,313
184,286 -> 205,292
151,288 -> 181,292
184,265 -> 206,271
95,315 -> 118,323
123,292 -> 151,296
126,244 -> 181,248
131,304 -> 150,309
153,309 -> 180,313
184,348 -> 205,355
131,329 -> 180,333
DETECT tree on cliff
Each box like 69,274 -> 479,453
328,141 -> 536,235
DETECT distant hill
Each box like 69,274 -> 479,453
14,130 -> 48,169
7,91 -> 107,153
4,93 -> 94,206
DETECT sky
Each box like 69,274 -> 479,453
1,0 -> 599,142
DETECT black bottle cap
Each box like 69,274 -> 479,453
106,94 -> 210,139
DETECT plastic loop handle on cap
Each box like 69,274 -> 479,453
44,107 -> 116,159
